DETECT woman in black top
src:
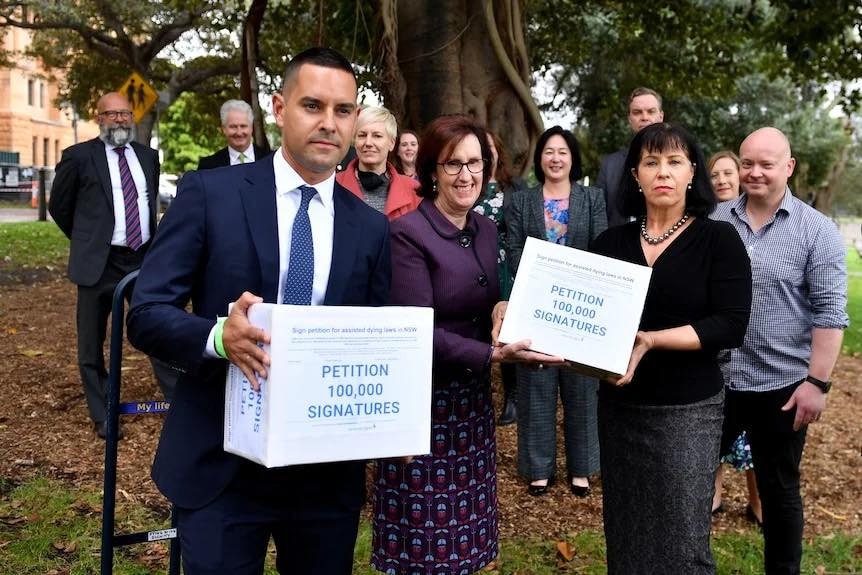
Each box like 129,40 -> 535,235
590,123 -> 751,575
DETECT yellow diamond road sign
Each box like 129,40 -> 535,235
118,72 -> 158,123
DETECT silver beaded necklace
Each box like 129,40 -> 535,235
640,213 -> 689,245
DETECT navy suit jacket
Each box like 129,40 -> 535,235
127,158 -> 391,510
196,144 -> 270,170
49,137 -> 159,286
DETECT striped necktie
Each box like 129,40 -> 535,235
238,152 -> 247,164
114,146 -> 142,250
282,185 -> 317,305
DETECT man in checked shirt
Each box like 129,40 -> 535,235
711,127 -> 848,575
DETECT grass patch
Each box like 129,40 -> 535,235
0,477 -> 164,574
843,249 -> 862,356
0,221 -> 68,268
1,477 -> 859,574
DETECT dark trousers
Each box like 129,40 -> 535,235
76,246 -> 177,423
176,483 -> 360,575
721,382 -> 808,575
516,365 -> 600,479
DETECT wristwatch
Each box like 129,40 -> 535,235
805,375 -> 832,394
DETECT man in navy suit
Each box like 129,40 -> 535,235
196,99 -> 269,169
127,48 -> 390,574
49,91 -> 175,439
596,87 -> 664,226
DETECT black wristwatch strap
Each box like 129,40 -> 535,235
804,375 -> 832,394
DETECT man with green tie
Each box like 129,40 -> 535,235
197,99 -> 270,169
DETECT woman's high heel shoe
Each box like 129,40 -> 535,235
528,476 -> 556,496
568,473 -> 590,497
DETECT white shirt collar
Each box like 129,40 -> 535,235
228,145 -> 254,164
272,147 -> 335,211
104,141 -> 131,153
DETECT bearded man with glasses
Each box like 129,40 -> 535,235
49,91 -> 176,439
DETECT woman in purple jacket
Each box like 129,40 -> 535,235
370,115 -> 557,575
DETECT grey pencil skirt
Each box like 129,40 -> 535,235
599,388 -> 723,575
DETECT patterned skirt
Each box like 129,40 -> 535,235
599,389 -> 723,575
371,374 -> 499,575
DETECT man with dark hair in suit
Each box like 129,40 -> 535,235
596,87 -> 664,227
127,47 -> 390,574
49,91 -> 175,439
197,99 -> 269,169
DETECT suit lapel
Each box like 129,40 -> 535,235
530,186 -> 546,240
324,184 -> 361,305
131,142 -> 158,225
91,139 -> 113,209
241,163 -> 280,303
566,184 -> 587,248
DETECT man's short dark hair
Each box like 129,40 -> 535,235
628,87 -> 663,110
282,47 -> 356,92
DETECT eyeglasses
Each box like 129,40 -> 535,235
99,110 -> 133,120
438,159 -> 486,175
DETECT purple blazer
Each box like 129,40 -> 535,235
389,199 -> 500,378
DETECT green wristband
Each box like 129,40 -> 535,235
214,317 -> 228,359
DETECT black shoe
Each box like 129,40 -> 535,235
498,398 -> 517,426
94,421 -> 124,440
568,473 -> 590,497
528,476 -> 555,496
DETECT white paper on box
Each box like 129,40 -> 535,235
499,236 -> 652,378
224,304 -> 434,467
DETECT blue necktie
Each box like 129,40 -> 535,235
282,185 -> 317,305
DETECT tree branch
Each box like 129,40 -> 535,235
482,0 -> 543,136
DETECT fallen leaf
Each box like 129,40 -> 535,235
19,349 -> 43,358
0,516 -> 25,526
816,505 -> 847,521
556,540 -> 575,562
5,327 -> 16,334
52,540 -> 73,553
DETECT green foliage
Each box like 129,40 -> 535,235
1,0 -> 244,121
0,221 -> 68,268
256,0 -> 377,95
158,92 -> 227,174
842,248 -> 862,356
0,477 -> 161,574
525,0 -> 859,194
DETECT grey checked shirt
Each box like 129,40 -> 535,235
710,189 -> 848,392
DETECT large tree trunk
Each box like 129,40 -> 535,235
377,0 -> 542,175
241,0 -> 270,152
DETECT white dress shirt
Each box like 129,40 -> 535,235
273,148 -> 334,306
228,145 -> 255,166
105,142 -> 151,247
205,149 -> 336,357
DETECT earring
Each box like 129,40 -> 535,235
432,180 -> 438,193
687,181 -> 692,191
638,185 -> 643,194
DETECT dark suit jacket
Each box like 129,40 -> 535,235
196,144 -> 269,170
596,148 -> 628,228
506,182 -> 608,276
127,159 -> 391,511
49,137 -> 159,286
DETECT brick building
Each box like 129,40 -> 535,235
0,24 -> 98,170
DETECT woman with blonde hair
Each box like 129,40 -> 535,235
708,150 -> 741,202
708,149 -> 762,526
337,105 -> 420,220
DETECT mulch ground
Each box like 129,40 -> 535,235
0,274 -> 859,544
